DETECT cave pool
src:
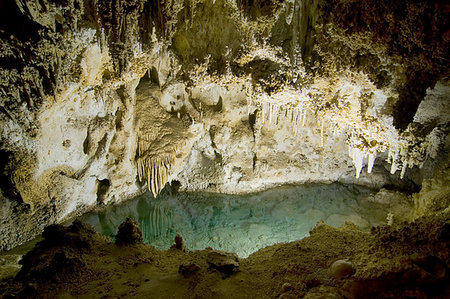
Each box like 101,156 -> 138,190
76,183 -> 391,258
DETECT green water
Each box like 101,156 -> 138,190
78,183 -> 388,257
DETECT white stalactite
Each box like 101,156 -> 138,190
320,118 -> 324,147
367,152 -> 376,173
349,147 -> 365,178
301,108 -> 306,127
136,138 -> 174,198
389,150 -> 398,174
256,93 -> 423,181
400,162 -> 407,179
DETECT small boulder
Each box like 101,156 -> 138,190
115,218 -> 143,245
329,259 -> 355,280
206,250 -> 239,275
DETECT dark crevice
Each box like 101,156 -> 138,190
83,128 -> 90,155
115,109 -> 123,130
393,70 -> 437,131
94,133 -> 108,158
96,178 -> 110,204
237,0 -> 284,20
249,110 -> 257,138
0,0 -> 41,41
212,96 -> 223,112
0,149 -> 22,202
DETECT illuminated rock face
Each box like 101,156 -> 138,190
0,0 -> 448,249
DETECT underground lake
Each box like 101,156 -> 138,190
78,183 -> 391,258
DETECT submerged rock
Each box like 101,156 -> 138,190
325,214 -> 370,229
346,215 -> 370,229
115,218 -> 143,246
0,254 -> 22,281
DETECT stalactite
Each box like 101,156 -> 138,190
389,149 -> 399,175
367,152 -> 376,173
349,147 -> 364,178
320,118 -> 324,147
136,136 -> 174,198
400,161 -> 407,179
268,102 -> 273,125
301,108 -> 306,127
256,93 -> 428,181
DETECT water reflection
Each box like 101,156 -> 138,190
79,183 -> 386,257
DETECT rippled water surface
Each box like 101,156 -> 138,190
79,183 -> 388,257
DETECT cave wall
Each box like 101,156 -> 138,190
0,0 -> 449,250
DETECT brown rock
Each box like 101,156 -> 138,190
281,282 -> 292,293
206,250 -> 239,275
171,234 -> 187,251
178,263 -> 200,277
115,218 -> 143,245
304,286 -> 342,299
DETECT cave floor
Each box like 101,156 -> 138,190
1,212 -> 449,299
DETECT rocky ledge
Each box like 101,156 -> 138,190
0,211 -> 449,298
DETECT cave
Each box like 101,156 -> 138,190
0,0 -> 449,298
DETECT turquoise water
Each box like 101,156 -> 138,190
78,183 -> 387,257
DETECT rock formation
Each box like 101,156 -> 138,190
1,212 -> 449,298
115,217 -> 144,245
0,0 -> 449,253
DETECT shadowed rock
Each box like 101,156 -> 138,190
171,234 -> 187,252
206,250 -> 239,275
115,218 -> 143,245
178,263 -> 200,277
